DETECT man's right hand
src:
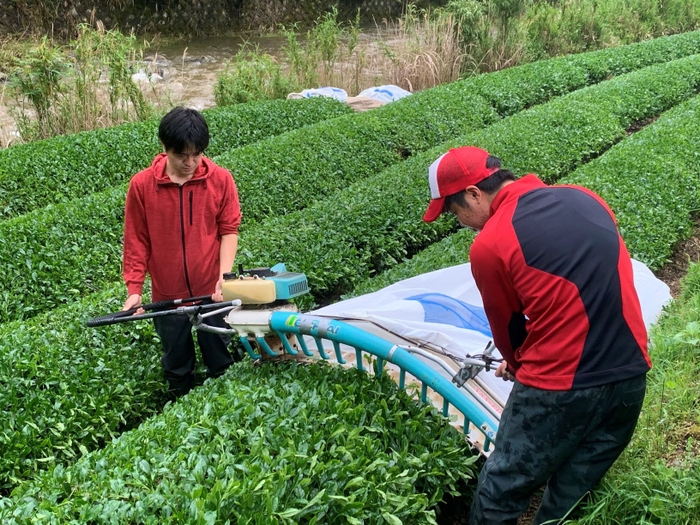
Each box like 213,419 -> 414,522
123,294 -> 145,315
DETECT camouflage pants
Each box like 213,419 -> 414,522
469,374 -> 647,525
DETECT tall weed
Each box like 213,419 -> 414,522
215,6 -> 465,104
8,23 -> 161,142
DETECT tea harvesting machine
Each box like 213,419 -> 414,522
88,263 -> 504,454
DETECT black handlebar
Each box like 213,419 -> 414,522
86,295 -> 222,327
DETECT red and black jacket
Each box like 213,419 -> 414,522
470,175 -> 651,390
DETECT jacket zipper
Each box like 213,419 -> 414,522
189,190 -> 193,226
179,186 -> 193,296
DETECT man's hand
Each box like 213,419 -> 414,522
123,294 -> 145,315
212,277 -> 224,302
495,361 -> 516,382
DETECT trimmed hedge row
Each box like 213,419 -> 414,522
351,89 -> 700,298
465,29 -> 700,115
213,30 -> 700,225
0,282 -> 166,492
1,51 -> 699,494
212,91 -> 496,225
561,94 -> 700,269
0,362 -> 475,524
3,54 -> 700,324
234,55 -> 700,307
5,30 -> 700,227
0,98 -> 353,220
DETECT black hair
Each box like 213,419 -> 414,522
158,107 -> 210,154
443,155 -> 517,213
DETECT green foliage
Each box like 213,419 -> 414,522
348,55 -> 700,297
0,98 -> 352,220
0,282 -> 166,492
8,38 -> 67,126
234,82 -> 628,306
9,24 -> 153,142
562,94 -> 700,270
214,91 -> 495,225
0,362 -> 477,523
215,7 -> 362,104
349,228 -> 476,299
3,37 -> 700,324
214,48 -> 298,106
0,31 -> 699,506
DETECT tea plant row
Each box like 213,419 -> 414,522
1,54 -> 699,493
0,362 -> 476,524
235,54 -> 700,306
5,39 -> 700,325
0,98 -> 352,220
4,30 -> 700,224
353,92 -> 700,296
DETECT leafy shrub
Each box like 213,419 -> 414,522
0,362 -> 476,524
214,49 -> 298,105
351,81 -> 700,298
0,282 -> 165,492
237,55 -> 700,306
1,39 -> 700,493
4,52 -> 700,323
561,94 -> 700,269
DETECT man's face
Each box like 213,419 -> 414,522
165,147 -> 203,180
447,188 -> 491,232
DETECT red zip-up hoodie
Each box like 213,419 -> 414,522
123,154 -> 241,302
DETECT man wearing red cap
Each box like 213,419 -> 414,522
423,146 -> 651,524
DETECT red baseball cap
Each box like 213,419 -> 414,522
422,146 -> 499,222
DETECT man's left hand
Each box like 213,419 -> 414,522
212,277 -> 224,302
495,361 -> 516,382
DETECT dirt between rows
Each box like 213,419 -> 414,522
436,226 -> 700,524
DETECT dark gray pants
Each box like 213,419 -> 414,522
153,307 -> 234,397
469,374 -> 647,525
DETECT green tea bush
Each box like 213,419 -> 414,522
3,53 -> 700,323
460,29 -> 700,115
214,93 -> 496,224
0,282 -> 166,492
0,98 -> 352,220
5,30 -> 699,225
213,32 -> 700,225
235,101 -> 623,306
561,94 -> 700,269
351,79 -> 700,298
235,55 -> 700,306
1,44 -> 699,495
0,362 -> 476,524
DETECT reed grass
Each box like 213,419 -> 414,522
5,22 -> 174,144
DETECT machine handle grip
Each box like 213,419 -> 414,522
86,295 -> 213,327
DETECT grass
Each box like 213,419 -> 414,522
566,261 -> 700,523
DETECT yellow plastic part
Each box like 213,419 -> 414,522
221,278 -> 276,304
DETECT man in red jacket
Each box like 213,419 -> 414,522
422,146 -> 651,524
122,107 -> 242,397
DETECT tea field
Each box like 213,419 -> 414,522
1,31 -> 700,524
